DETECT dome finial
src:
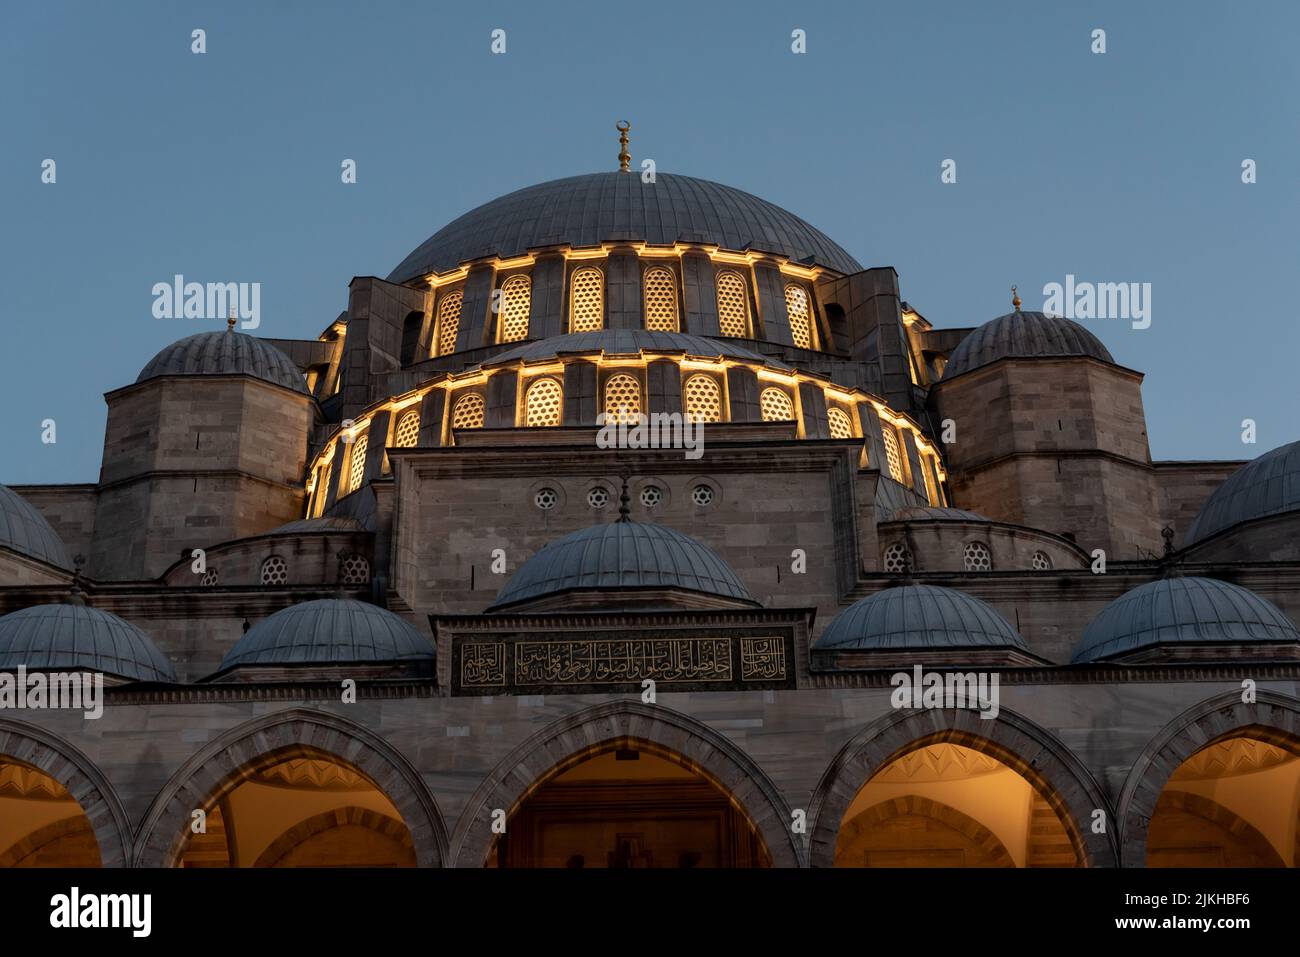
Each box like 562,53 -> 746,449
68,554 -> 87,606
616,120 -> 631,173
1011,285 -> 1021,311
226,310 -> 237,332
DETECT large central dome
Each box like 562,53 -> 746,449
388,172 -> 862,282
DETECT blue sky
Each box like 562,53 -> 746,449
2,0 -> 1296,483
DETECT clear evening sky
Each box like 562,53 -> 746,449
2,0 -> 1296,484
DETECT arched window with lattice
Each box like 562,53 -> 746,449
499,275 -> 531,343
642,266 -> 679,332
604,373 -> 641,424
526,377 -> 564,427
715,270 -> 750,338
569,267 -> 604,333
881,425 -> 905,484
827,407 -> 853,439
760,387 -> 794,422
882,542 -> 912,574
393,409 -> 420,448
436,290 -> 464,356
784,283 -> 814,349
451,393 -> 485,430
683,374 -> 722,423
963,541 -> 992,572
347,432 -> 368,493
260,555 -> 288,586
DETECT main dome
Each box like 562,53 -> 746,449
942,311 -> 1114,380
387,172 -> 863,282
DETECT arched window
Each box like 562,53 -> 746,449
451,393 -> 485,430
642,266 -> 678,332
827,407 -> 853,439
882,542 -> 912,573
1032,550 -> 1053,571
784,283 -> 814,349
499,275 -> 531,343
715,270 -> 749,337
436,290 -> 464,357
963,542 -> 992,572
569,267 -> 604,333
393,409 -> 420,448
604,373 -> 641,424
340,553 -> 371,584
881,426 -> 905,484
347,433 -> 368,493
525,377 -> 564,427
683,374 -> 722,423
260,555 -> 288,586
760,387 -> 794,422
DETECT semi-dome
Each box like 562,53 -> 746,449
490,520 -> 754,610
942,311 -> 1114,380
814,584 -> 1027,651
1071,576 -> 1300,663
388,171 -> 862,282
484,329 -> 790,370
137,330 -> 310,395
0,485 -> 72,570
886,506 -> 991,522
1185,440 -> 1300,545
218,599 -> 433,670
0,603 -> 175,682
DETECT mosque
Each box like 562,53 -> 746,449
1,128 -> 1298,869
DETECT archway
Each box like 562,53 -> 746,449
451,702 -> 800,867
491,741 -> 770,868
831,742 -> 1078,867
1145,735 -> 1298,867
1118,691 -> 1300,866
808,707 -> 1115,867
176,748 -> 417,868
0,719 -> 130,867
134,709 -> 448,867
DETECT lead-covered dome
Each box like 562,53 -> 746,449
1071,576 -> 1300,663
815,584 -> 1027,651
942,311 -> 1113,380
0,603 -> 175,682
218,599 -> 433,670
490,520 -> 754,610
388,172 -> 862,282
137,330 -> 309,395
0,485 -> 71,570
1185,440 -> 1300,545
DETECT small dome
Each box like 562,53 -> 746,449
219,599 -> 432,670
887,506 -> 991,523
484,329 -> 790,371
0,604 -> 175,682
1071,577 -> 1300,663
490,520 -> 754,610
1185,440 -> 1300,544
137,331 -> 310,395
0,485 -> 71,570
269,516 -> 366,535
942,311 -> 1113,380
388,171 -> 862,282
815,584 -> 1027,651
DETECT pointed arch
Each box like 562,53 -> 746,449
448,701 -> 801,867
806,706 -> 1117,867
132,708 -> 448,867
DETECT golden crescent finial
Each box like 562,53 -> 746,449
616,120 -> 631,172
1011,284 -> 1021,311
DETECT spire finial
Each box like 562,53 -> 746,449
68,554 -> 87,605
227,310 -> 237,332
617,471 -> 631,521
1011,285 -> 1021,311
616,120 -> 631,173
